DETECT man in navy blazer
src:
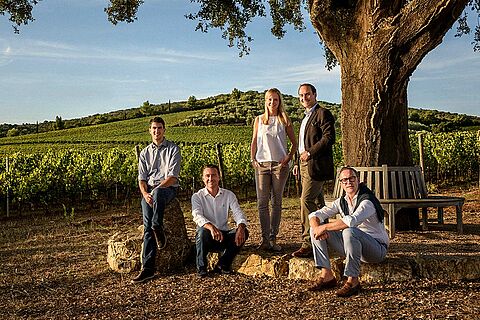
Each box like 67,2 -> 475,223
292,83 -> 336,257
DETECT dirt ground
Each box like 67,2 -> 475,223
0,187 -> 479,319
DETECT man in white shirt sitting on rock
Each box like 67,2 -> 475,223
307,166 -> 389,297
192,164 -> 249,278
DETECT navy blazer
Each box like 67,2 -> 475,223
303,104 -> 336,181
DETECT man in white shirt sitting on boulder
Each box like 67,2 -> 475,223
192,164 -> 249,278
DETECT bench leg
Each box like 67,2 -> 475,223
421,208 -> 428,231
388,204 -> 395,239
456,205 -> 463,234
437,207 -> 444,225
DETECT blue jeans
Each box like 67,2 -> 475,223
195,226 -> 249,271
141,186 -> 177,270
310,227 -> 387,277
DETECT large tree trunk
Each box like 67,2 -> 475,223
309,0 -> 468,230
309,0 -> 469,166
341,54 -> 412,166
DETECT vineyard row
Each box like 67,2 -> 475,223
0,131 -> 479,213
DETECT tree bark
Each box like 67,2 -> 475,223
309,0 -> 469,166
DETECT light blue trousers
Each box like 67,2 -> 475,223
310,227 -> 387,277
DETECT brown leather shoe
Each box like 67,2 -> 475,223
335,282 -> 361,297
307,277 -> 337,291
292,247 -> 313,258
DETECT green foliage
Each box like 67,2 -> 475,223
55,116 -> 65,130
176,90 -> 341,129
0,0 -> 38,33
0,148 -> 138,207
6,128 -> 19,137
1,129 -> 479,212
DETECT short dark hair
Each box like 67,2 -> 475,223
150,116 -> 165,128
338,166 -> 358,178
298,83 -> 317,95
203,164 -> 220,176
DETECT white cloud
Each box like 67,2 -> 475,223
3,38 -> 225,64
247,62 -> 340,89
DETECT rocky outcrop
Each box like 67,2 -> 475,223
414,254 -> 480,280
108,206 -> 480,282
107,198 -> 192,274
107,227 -> 143,273
360,257 -> 413,283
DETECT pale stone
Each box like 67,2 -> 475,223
108,198 -> 192,274
204,250 -> 290,277
288,257 -> 344,280
234,252 -> 290,277
107,229 -> 143,273
360,257 -> 413,284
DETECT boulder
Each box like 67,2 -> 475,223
107,198 -> 193,274
360,257 -> 413,284
234,251 -> 290,277
107,228 -> 143,273
288,257 -> 344,281
205,250 -> 289,277
414,254 -> 480,280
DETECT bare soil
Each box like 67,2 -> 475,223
0,187 -> 479,319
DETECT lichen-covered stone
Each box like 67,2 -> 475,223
360,257 -> 413,284
107,228 -> 143,273
234,252 -> 290,277
107,198 -> 192,274
288,257 -> 344,280
415,254 -> 480,280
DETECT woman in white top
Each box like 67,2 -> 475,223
250,88 -> 297,251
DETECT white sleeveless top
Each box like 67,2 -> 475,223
255,116 -> 288,162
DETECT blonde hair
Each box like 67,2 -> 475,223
261,88 -> 292,127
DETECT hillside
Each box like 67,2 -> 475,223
1,89 -> 480,140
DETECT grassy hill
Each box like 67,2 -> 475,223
1,89 -> 479,155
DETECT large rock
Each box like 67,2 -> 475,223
360,257 -> 413,283
205,250 -> 290,277
414,254 -> 480,280
288,257 -> 344,281
234,251 -> 290,277
107,228 -> 143,273
107,198 -> 192,274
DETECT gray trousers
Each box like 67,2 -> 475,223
310,227 -> 387,277
300,162 -> 325,248
255,162 -> 289,241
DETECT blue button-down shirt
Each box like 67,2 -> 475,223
138,139 -> 181,189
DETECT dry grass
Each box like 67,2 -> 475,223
0,187 -> 479,319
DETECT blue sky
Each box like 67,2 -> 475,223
0,0 -> 479,124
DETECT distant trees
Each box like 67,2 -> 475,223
140,100 -> 153,116
55,116 -> 65,130
6,128 -> 19,137
187,96 -> 198,109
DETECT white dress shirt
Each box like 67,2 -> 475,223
298,104 -> 317,153
192,187 -> 248,231
308,193 -> 389,246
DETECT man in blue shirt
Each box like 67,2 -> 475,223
132,116 -> 181,284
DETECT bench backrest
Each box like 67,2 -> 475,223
332,165 -> 428,200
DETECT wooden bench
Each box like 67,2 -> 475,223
331,165 -> 465,238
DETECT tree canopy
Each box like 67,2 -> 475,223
3,0 -> 479,167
